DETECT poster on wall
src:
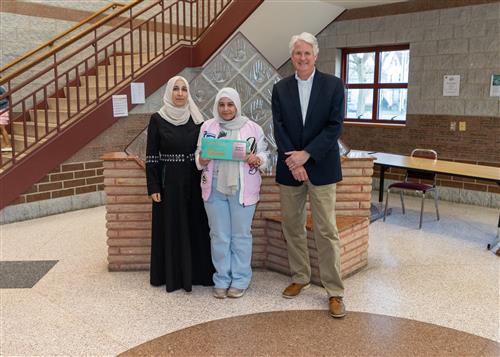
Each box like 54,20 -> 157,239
112,95 -> 128,117
131,83 -> 145,104
443,75 -> 460,96
490,74 -> 500,97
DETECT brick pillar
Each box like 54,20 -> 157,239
103,152 -> 374,273
102,152 -> 151,271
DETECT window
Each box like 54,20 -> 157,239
341,45 -> 409,123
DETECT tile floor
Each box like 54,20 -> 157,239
1,193 -> 499,355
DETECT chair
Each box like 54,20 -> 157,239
383,149 -> 440,229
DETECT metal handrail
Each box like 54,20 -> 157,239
0,0 -> 234,168
0,3 -> 127,75
0,1 -> 141,83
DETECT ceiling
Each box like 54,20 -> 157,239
233,0 -> 407,68
320,0 -> 405,9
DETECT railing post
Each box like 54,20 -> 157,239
94,29 -> 100,104
129,8 -> 135,80
196,0 -> 199,41
8,81 -> 16,163
190,1 -> 194,44
161,0 -> 165,55
53,53 -> 60,130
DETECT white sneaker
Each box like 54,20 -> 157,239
227,287 -> 246,298
213,288 -> 227,299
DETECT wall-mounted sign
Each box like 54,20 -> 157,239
443,75 -> 460,96
131,82 -> 145,104
112,95 -> 128,117
490,74 -> 500,97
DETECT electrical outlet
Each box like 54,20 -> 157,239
459,121 -> 466,131
450,121 -> 456,131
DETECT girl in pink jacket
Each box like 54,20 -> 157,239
196,87 -> 269,299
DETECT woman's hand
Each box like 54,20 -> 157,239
199,153 -> 211,167
247,153 -> 262,168
151,193 -> 161,202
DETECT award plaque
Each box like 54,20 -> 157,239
201,137 -> 248,161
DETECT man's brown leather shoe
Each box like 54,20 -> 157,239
282,282 -> 310,299
329,296 -> 346,318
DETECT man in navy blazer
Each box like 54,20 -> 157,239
272,32 -> 346,318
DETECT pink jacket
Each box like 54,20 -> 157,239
195,119 -> 269,206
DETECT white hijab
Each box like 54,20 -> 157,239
212,88 -> 249,196
158,76 -> 204,126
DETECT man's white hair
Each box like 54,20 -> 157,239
289,32 -> 319,57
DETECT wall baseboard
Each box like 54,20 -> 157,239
0,191 -> 106,224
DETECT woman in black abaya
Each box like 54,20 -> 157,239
145,76 -> 214,292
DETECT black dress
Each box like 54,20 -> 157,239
146,113 -> 214,292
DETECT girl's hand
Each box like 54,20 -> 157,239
247,153 -> 262,168
151,193 -> 161,202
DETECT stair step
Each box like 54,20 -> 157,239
13,134 -> 37,151
28,109 -> 69,124
97,63 -> 133,77
47,98 -> 81,111
106,61 -> 141,71
110,53 -> 156,66
12,121 -> 57,137
0,150 -> 12,161
64,87 -> 99,102
80,72 -> 131,88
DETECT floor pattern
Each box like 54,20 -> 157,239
1,193 -> 498,355
0,260 -> 58,288
120,310 -> 500,357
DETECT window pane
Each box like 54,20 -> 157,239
379,49 -> 409,83
378,88 -> 407,121
346,89 -> 373,119
347,52 -> 375,84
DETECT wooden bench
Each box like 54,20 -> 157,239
262,215 -> 369,285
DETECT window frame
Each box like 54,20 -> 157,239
341,44 -> 409,124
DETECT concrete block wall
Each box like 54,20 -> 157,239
314,2 -> 500,117
103,152 -> 374,272
275,2 -> 500,207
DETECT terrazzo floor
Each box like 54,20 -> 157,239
1,193 -> 499,356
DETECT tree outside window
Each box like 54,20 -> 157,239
341,45 -> 409,123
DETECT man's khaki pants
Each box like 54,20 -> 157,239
280,182 -> 344,298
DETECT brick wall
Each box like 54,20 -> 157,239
343,114 -> 500,196
103,152 -> 374,272
264,217 -> 369,283
7,113 -> 150,207
10,160 -> 104,205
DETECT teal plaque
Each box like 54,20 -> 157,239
201,137 -> 248,161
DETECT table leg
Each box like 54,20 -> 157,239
378,165 -> 387,203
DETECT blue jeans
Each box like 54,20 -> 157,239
204,178 -> 256,289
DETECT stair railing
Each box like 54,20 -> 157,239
0,2 -> 129,76
0,0 -> 232,168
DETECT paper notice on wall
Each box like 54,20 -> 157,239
490,74 -> 500,97
131,82 -> 145,104
443,75 -> 460,96
112,95 -> 128,117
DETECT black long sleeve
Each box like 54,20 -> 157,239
145,115 -> 162,195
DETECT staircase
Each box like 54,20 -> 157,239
0,0 -> 263,210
